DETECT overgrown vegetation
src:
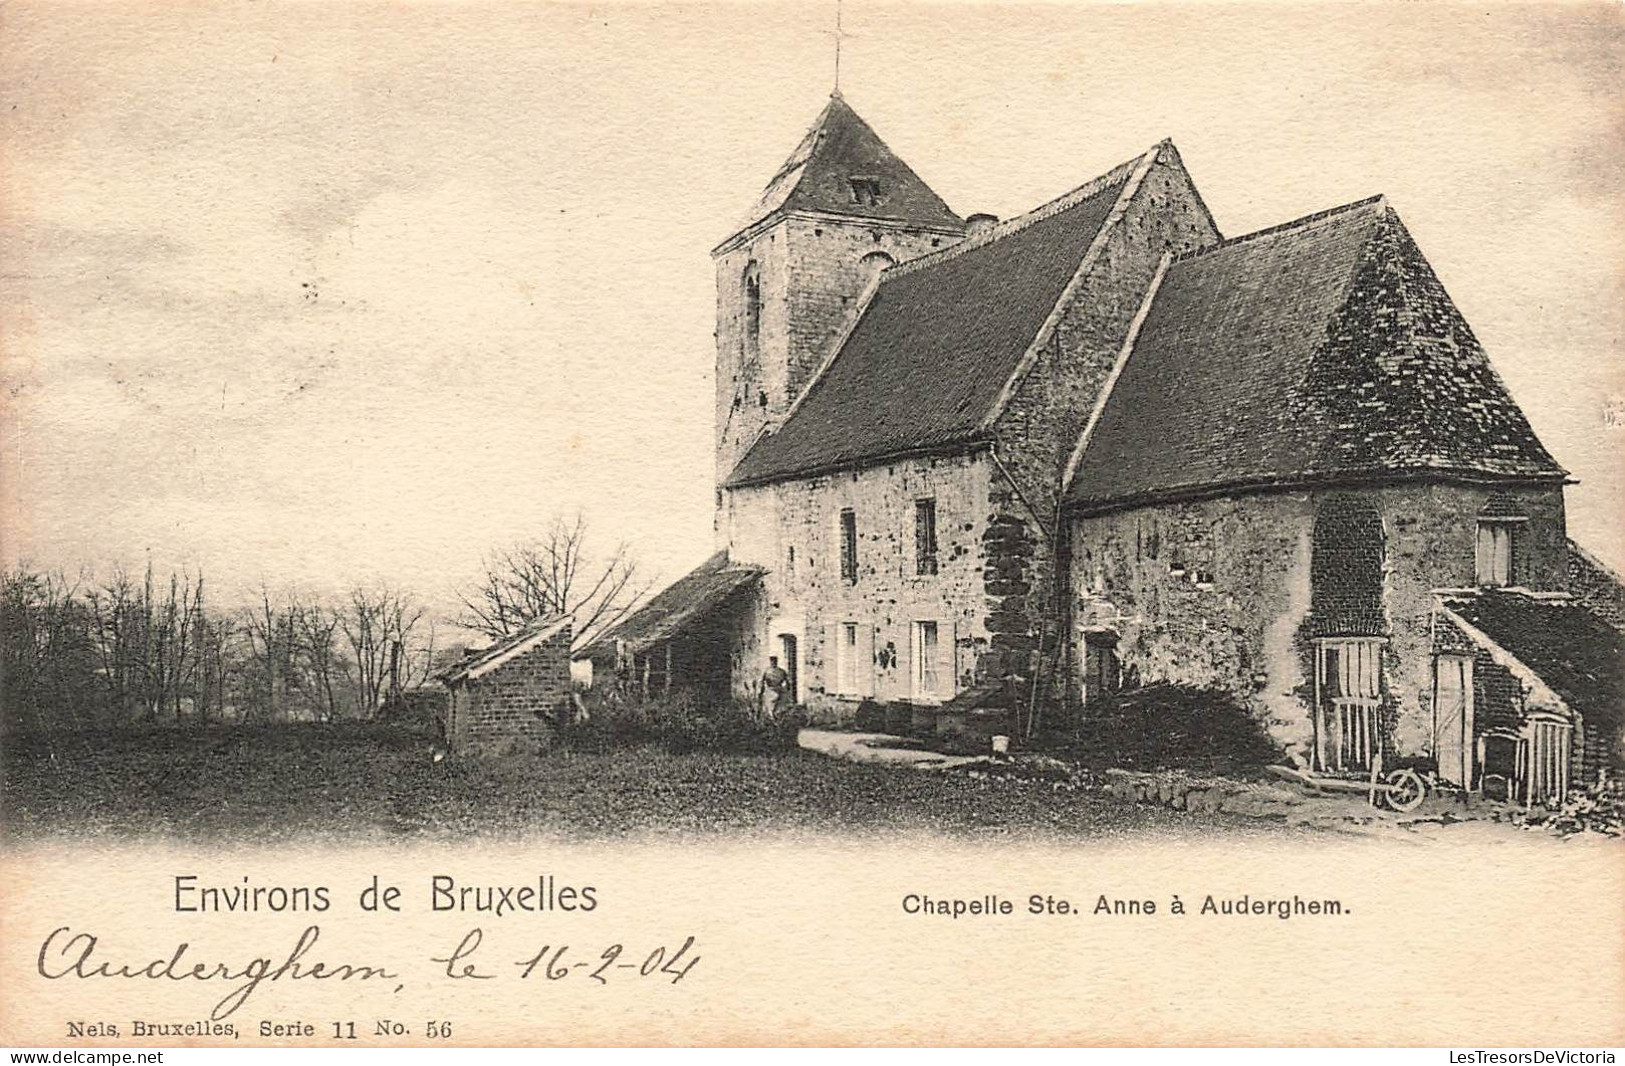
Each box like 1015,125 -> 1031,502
1506,778 -> 1625,837
561,688 -> 807,755
1042,684 -> 1281,774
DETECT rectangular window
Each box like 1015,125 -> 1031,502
786,545 -> 796,579
913,620 -> 946,700
1476,522 -> 1515,586
837,622 -> 859,695
839,509 -> 858,584
915,498 -> 938,575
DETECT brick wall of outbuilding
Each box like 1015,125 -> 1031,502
447,626 -> 572,757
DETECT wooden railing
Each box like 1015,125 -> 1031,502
1318,697 -> 1380,772
1518,718 -> 1572,808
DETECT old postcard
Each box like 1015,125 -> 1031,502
2,0 -> 1622,1050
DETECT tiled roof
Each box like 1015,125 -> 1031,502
726,151 -> 1147,487
1066,198 -> 1567,512
578,552 -> 763,660
728,92 -> 963,239
1441,590 -> 1624,733
439,615 -> 570,685
1567,539 -> 1625,630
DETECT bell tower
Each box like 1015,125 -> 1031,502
712,92 -> 967,488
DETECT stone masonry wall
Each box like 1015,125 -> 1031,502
725,451 -> 993,719
1068,481 -> 1567,762
714,216 -> 962,487
451,626 -> 572,757
988,147 -> 1220,698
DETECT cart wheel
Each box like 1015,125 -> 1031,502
1383,769 -> 1426,813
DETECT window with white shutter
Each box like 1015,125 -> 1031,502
911,621 -> 952,701
836,622 -> 859,695
1475,521 -> 1515,587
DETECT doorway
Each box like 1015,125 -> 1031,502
778,634 -> 799,704
1433,654 -> 1474,787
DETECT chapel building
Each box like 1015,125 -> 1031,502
584,92 -> 1623,804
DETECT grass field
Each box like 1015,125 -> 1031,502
0,724 -> 1301,842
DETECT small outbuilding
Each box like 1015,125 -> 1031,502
438,615 -> 573,757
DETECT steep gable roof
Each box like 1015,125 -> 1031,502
439,615 -> 571,686
1066,197 -> 1567,513
726,146 -> 1157,487
1438,590 -> 1624,734
727,91 -> 963,241
577,552 -> 764,661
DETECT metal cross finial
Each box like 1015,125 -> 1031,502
824,0 -> 855,94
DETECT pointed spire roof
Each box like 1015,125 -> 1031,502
726,92 -> 964,241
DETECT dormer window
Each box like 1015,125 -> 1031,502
848,177 -> 882,206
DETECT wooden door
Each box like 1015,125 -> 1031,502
1433,654 -> 1474,787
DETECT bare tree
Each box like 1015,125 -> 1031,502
339,585 -> 425,719
459,513 -> 650,647
294,604 -> 345,722
0,567 -> 93,732
243,585 -> 311,723
194,611 -> 235,722
85,567 -> 140,724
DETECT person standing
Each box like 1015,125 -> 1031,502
761,656 -> 790,720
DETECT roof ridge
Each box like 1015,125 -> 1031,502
981,146 -> 1165,432
1173,194 -> 1386,263
884,142 -> 1163,280
758,96 -> 836,191
1062,251 -> 1174,491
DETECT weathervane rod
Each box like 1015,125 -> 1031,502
834,0 -> 843,92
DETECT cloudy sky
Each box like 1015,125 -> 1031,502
2,0 -> 1621,617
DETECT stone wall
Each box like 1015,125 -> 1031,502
987,145 -> 1220,699
448,626 -> 572,757
713,215 -> 962,486
1067,481 -> 1568,762
724,451 -> 994,719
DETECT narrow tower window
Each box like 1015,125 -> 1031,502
742,260 -> 762,365
839,509 -> 858,584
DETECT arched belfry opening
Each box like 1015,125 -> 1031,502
858,250 -> 895,277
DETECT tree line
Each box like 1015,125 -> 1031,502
2,515 -> 651,734
0,564 -> 435,733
